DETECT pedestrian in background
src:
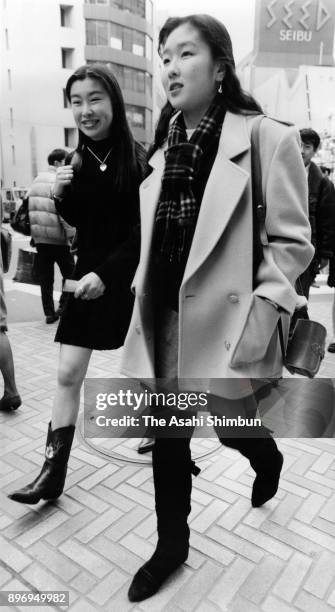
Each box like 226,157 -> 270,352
121,14 -> 314,602
0,195 -> 21,411
9,63 -> 147,504
293,129 -> 335,322
28,148 -> 76,324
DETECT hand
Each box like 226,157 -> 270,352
318,258 -> 328,270
54,165 -> 74,197
74,273 -> 106,300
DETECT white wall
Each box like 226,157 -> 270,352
0,0 -> 85,188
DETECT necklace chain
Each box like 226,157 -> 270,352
86,146 -> 112,172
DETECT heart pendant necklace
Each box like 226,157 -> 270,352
86,146 -> 112,172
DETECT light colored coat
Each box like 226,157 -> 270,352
28,168 -> 74,245
121,112 -> 314,398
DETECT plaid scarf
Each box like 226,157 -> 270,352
155,95 -> 226,261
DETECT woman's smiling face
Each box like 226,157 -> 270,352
70,77 -> 113,141
161,23 -> 224,127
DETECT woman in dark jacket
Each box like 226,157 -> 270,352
9,63 -> 146,504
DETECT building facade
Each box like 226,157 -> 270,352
238,0 -> 335,133
84,0 -> 154,146
0,0 -> 154,188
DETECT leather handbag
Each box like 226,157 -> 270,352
1,226 -> 12,273
11,197 -> 31,236
251,116 -> 326,378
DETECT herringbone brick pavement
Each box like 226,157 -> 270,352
0,294 -> 334,611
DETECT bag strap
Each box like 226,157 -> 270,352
250,115 -> 286,362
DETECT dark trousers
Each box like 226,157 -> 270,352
152,432 -> 279,553
35,244 -> 75,316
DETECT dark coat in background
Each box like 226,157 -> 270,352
307,161 -> 335,264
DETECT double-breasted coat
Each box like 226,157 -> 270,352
121,112 -> 314,397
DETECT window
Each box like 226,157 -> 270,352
60,5 -> 73,27
7,68 -> 11,89
132,30 -> 145,56
10,107 -> 13,128
64,128 -> 76,148
86,20 -> 96,45
61,48 -> 74,69
63,88 -> 71,108
11,145 -> 16,165
86,60 -> 152,96
110,23 -> 123,50
96,20 -> 108,45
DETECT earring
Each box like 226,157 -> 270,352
218,82 -> 223,94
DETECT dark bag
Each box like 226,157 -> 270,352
11,197 -> 31,236
1,226 -> 12,273
251,116 -> 326,378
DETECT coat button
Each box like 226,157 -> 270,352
228,294 -> 239,303
135,325 -> 141,334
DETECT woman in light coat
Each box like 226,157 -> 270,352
122,14 -> 314,602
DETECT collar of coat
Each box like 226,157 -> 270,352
148,111 -> 252,171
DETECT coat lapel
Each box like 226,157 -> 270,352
182,112 -> 251,285
136,112 -> 253,292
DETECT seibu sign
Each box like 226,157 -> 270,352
255,0 -> 335,65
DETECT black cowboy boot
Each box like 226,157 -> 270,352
128,437 -> 200,602
8,422 -> 75,504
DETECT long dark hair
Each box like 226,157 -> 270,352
151,14 -> 263,154
65,63 -> 137,193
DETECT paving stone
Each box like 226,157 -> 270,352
87,568 -> 128,606
274,550 -> 314,602
239,555 -> 284,604
106,505 -> 150,541
75,506 -> 123,543
29,541 -> 80,582
234,524 -> 292,560
294,493 -> 327,523
45,509 -> 96,546
320,493 -> 335,521
288,519 -> 335,553
208,557 -> 253,608
0,534 -> 32,572
304,551 -> 335,598
207,526 -> 264,563
295,590 -> 335,612
268,493 -> 303,526
70,571 -> 97,596
262,594 -> 300,611
190,499 -> 229,533
16,510 -> 69,548
59,540 -> 111,579
170,560 -> 223,611
93,483 -> 135,512
90,535 -> 144,574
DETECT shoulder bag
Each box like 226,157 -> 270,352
251,116 -> 326,378
11,197 -> 31,236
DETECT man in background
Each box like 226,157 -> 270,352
28,149 -> 75,323
295,129 -> 335,319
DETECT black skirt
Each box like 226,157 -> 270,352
55,253 -> 135,350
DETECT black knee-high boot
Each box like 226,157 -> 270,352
221,435 -> 283,507
8,422 -> 75,504
128,437 -> 199,602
